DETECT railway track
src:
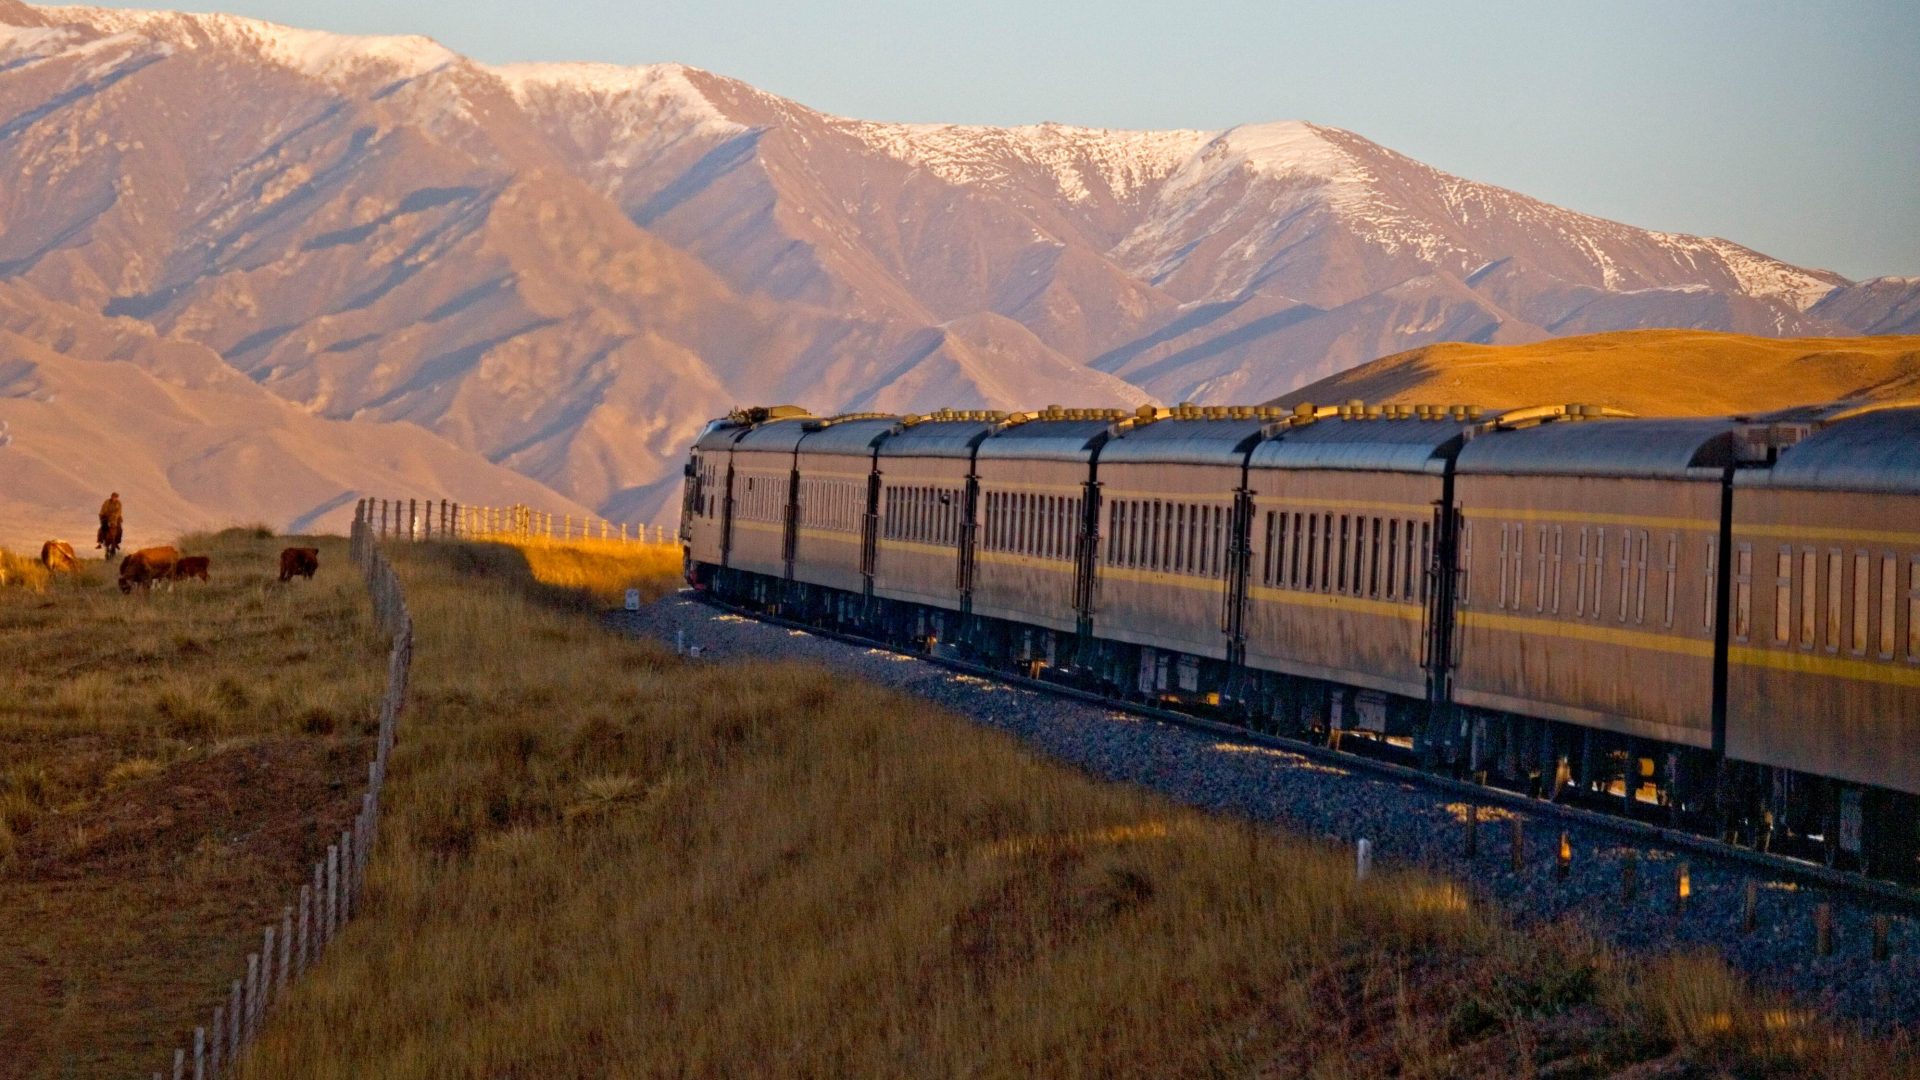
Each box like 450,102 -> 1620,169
696,591 -> 1920,915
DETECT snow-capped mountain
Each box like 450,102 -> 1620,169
0,2 -> 1907,524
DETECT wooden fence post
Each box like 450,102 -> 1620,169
1464,803 -> 1478,857
325,843 -> 340,943
297,881 -> 312,975
1815,902 -> 1833,957
1509,818 -> 1524,871
1741,880 -> 1758,933
208,1008 -> 222,1078
278,906 -> 292,995
1621,850 -> 1638,902
173,1046 -> 185,1080
244,952 -> 260,1046
1873,914 -> 1890,961
227,980 -> 241,1064
193,1027 -> 205,1080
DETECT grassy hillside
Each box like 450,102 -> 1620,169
0,531 -> 379,1079
237,540 -> 1908,1077
1270,330 -> 1920,415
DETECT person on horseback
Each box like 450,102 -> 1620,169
97,492 -> 123,558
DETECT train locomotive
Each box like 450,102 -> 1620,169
681,401 -> 1920,883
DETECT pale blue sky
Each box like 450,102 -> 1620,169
87,0 -> 1919,279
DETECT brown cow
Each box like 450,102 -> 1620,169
39,540 -> 76,572
119,546 -> 180,594
173,555 -> 211,582
278,546 -> 319,583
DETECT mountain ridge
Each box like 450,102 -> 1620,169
1,1 -> 1913,529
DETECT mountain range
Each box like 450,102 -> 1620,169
1,1 -> 1914,536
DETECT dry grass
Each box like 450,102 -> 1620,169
1272,329 -> 1920,416
0,529 -> 380,1079
490,535 -> 684,605
236,540 -> 1913,1078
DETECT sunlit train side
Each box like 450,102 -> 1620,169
1724,406 -> 1920,874
678,401 -> 1920,882
869,413 -> 1007,640
1085,411 -> 1274,700
1449,416 -> 1739,816
790,415 -> 899,610
1240,410 -> 1473,742
965,413 -> 1127,659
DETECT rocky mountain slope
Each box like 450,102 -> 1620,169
0,279 -> 595,550
0,2 -> 1910,525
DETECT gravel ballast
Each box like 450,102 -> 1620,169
611,592 -> 1918,1031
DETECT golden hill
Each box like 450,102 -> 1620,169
1269,330 -> 1920,416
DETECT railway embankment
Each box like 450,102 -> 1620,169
616,591 -> 1920,1036
232,536 -> 1915,1074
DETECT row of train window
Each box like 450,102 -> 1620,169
1474,523 -> 1711,630
1106,500 -> 1229,578
799,478 -> 863,533
882,485 -> 964,546
735,473 -> 788,524
1257,511 -> 1430,603
1731,547 -> 1920,660
690,456 -> 720,518
982,491 -> 1083,561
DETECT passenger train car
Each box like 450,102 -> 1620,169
681,401 -> 1920,882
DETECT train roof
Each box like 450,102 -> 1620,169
1454,418 -> 1738,479
1099,417 -> 1275,466
976,418 -> 1119,461
795,415 -> 901,456
728,417 -> 816,453
875,417 -> 1005,458
1737,405 -> 1920,494
1249,417 -> 1473,474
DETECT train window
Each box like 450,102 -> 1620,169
1909,559 -> 1920,660
1270,512 -> 1284,586
1304,515 -> 1320,589
1505,522 -> 1520,611
1574,528 -> 1588,616
1597,528 -> 1613,618
1344,511 -> 1359,588
1533,527 -> 1548,612
1663,535 -> 1678,627
1367,517 -> 1381,597
1403,520 -> 1416,601
1702,539 -> 1717,632
1205,503 -> 1221,576
1297,511 -> 1313,588
1852,552 -> 1869,654
1497,524 -> 1509,609
1320,514 -> 1335,592
1634,531 -> 1649,624
1121,499 -> 1136,568
1881,555 -> 1897,658
1617,531 -> 1633,623
1800,550 -> 1816,648
1774,550 -> 1793,643
1385,520 -> 1399,599
1825,550 -> 1842,652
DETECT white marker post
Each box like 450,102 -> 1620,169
1356,838 -> 1373,882
625,588 -> 641,611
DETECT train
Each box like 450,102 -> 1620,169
679,399 -> 1920,883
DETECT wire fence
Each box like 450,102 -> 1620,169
361,498 -> 672,545
145,501 -> 409,1079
